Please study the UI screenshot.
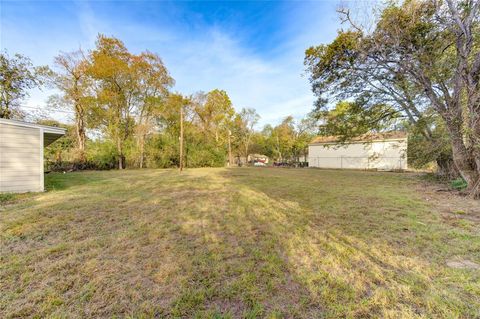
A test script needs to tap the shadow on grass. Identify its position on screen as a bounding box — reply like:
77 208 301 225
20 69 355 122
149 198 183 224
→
159 175 321 318
45 171 113 191
217 167 480 317
2 168 479 318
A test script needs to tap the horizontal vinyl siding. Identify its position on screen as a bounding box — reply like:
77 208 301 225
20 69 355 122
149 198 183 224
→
0 123 42 193
308 139 407 170
1 186 41 193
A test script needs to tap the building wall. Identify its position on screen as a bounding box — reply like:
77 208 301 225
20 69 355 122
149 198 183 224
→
308 139 407 170
0 122 43 193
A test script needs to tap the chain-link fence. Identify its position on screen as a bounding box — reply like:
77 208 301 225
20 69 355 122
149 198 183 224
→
308 156 407 171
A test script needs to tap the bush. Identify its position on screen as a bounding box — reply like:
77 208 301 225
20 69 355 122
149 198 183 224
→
45 140 118 171
86 140 118 170
144 134 226 168
185 147 225 168
145 134 180 168
451 178 467 190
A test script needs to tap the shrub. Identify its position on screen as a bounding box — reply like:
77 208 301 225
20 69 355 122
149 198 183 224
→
0 193 15 204
86 140 118 169
451 178 467 191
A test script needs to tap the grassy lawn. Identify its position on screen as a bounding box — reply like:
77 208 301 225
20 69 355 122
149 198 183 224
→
1 168 479 318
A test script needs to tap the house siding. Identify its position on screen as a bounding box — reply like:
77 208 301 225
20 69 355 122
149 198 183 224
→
308 139 407 170
0 122 43 192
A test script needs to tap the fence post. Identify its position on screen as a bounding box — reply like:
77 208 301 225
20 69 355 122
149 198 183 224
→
340 156 343 169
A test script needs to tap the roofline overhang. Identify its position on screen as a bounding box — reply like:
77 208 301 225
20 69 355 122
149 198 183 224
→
0 118 66 135
309 137 408 146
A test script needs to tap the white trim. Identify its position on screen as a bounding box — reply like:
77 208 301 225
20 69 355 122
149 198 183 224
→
39 127 44 192
0 118 66 135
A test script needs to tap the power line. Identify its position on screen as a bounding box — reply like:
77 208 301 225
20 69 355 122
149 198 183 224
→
20 105 75 114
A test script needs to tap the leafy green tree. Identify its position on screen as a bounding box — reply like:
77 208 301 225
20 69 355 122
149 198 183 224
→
0 51 48 119
231 107 260 159
88 35 139 169
316 101 400 140
38 119 76 169
133 51 174 168
293 115 318 162
147 93 189 168
305 0 480 197
263 116 295 161
193 89 235 145
406 111 456 178
50 49 94 162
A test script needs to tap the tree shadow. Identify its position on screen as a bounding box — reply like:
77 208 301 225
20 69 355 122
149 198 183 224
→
2 168 478 318
217 167 480 317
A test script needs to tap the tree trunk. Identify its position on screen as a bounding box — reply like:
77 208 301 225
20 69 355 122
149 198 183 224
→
469 111 480 198
117 136 124 170
75 109 86 163
436 156 459 180
445 120 480 198
227 130 232 167
139 134 145 169
119 155 124 170
179 105 184 172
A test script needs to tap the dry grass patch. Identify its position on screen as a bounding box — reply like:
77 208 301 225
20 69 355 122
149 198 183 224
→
1 168 479 318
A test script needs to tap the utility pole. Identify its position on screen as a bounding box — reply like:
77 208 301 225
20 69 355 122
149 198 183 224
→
227 129 233 167
179 104 184 172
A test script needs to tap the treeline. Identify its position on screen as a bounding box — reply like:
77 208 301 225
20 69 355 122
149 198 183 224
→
1 35 315 169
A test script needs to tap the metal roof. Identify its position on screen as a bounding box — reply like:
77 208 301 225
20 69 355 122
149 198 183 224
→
310 131 407 145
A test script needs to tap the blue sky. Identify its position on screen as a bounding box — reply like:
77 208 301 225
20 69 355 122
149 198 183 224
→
1 0 341 126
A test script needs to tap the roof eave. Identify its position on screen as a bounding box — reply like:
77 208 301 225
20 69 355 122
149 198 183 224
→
0 118 67 134
309 137 408 146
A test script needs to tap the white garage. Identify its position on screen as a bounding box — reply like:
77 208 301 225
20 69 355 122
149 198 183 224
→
308 132 407 170
0 118 66 193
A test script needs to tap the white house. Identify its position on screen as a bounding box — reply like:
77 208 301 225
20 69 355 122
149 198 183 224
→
308 132 407 170
0 118 66 193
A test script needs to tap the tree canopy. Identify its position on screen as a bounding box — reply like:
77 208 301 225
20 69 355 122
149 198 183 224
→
0 51 49 119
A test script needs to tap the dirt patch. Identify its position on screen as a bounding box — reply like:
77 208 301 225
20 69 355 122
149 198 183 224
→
415 178 480 224
446 259 480 270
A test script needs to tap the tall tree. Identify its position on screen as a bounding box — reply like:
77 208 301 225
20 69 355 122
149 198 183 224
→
232 107 260 159
156 93 192 168
88 35 138 169
306 0 480 197
194 89 235 145
50 49 93 162
292 115 318 162
263 116 316 162
271 116 296 161
133 51 174 168
0 52 48 119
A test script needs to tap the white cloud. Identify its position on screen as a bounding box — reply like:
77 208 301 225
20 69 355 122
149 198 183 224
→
3 1 341 127
161 26 323 127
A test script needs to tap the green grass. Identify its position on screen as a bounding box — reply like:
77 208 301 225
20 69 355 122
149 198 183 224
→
1 168 479 318
0 193 16 204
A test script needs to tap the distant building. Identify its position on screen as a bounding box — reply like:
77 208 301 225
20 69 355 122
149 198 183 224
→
0 118 65 193
308 132 407 170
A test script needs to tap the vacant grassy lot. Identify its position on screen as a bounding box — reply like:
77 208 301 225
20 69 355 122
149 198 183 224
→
1 168 479 318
